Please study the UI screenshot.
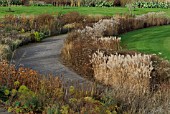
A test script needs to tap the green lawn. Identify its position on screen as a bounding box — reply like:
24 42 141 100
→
0 6 170 17
121 25 170 60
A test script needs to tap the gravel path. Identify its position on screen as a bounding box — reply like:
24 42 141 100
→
12 34 90 86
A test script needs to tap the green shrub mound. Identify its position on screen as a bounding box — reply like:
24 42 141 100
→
0 0 23 6
133 1 170 8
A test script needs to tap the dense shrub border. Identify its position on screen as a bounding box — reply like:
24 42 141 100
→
133 1 170 8
62 12 170 79
1 0 169 8
0 12 106 60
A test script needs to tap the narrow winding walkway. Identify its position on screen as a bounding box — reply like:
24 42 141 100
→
12 34 90 85
1 34 93 114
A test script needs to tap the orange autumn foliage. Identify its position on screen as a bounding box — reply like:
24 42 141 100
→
0 60 39 90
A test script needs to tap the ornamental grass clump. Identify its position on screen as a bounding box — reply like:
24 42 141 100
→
91 51 153 93
77 18 119 38
61 34 121 78
106 80 170 114
92 19 119 36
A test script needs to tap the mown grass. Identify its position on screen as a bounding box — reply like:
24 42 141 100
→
121 25 170 60
0 6 170 17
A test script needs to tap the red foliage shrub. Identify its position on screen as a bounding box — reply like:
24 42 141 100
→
0 60 40 90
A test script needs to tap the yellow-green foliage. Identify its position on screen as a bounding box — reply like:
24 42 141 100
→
34 31 41 42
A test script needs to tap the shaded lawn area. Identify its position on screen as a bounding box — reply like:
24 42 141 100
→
121 25 170 60
0 6 170 17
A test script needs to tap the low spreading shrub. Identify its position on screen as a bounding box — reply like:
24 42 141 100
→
33 31 45 42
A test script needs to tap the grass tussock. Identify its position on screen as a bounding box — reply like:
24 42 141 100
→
107 82 170 114
90 51 170 113
62 33 121 78
91 51 153 92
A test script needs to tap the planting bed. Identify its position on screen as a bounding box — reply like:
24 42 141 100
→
62 12 170 79
0 12 104 60
0 4 170 113
61 12 170 114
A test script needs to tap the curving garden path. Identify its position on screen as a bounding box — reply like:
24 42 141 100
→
1 34 93 114
12 34 91 86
